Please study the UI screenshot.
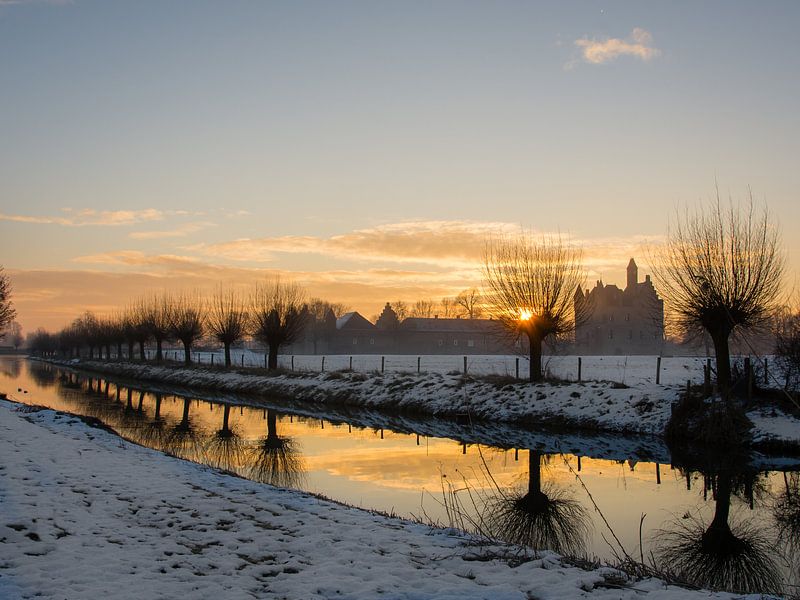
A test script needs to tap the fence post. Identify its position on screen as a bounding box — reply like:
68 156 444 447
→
291 355 294 371
764 358 768 386
577 357 582 383
381 356 385 373
321 356 325 372
241 354 244 367
349 356 353 370
515 357 519 380
656 356 662 385
704 362 711 395
417 356 421 374
463 356 467 375
264 354 267 369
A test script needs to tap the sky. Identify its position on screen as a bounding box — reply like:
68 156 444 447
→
1 0 799 333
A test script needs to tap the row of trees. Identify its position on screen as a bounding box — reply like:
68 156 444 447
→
28 280 312 369
387 289 483 321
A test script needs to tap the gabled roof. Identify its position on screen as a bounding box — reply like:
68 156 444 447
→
336 312 376 331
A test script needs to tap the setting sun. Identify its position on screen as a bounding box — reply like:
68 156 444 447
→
518 308 534 321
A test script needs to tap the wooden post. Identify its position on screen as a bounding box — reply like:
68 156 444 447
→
462 442 466 454
577 357 582 382
515 358 519 380
349 356 353 370
704 362 711 395
381 356 385 373
577 455 582 472
764 358 769 386
514 448 518 461
321 356 325 372
417 356 421 374
463 356 467 374
656 356 662 384
211 354 214 367
291 355 294 371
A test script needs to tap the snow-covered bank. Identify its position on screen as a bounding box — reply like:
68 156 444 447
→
0 399 756 599
56 358 682 436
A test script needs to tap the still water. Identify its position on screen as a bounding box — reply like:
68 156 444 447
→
1 356 798 595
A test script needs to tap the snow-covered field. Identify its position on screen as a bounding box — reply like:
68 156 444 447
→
153 350 718 387
0 399 755 600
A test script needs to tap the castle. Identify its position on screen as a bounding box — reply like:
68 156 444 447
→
573 258 665 355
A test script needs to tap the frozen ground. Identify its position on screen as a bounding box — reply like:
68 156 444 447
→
58 358 800 446
0 400 757 600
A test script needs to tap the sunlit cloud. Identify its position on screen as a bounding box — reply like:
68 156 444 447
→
572 28 661 66
190 220 522 266
0 207 165 227
128 221 216 240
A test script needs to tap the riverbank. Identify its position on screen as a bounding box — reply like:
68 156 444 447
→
46 358 800 448
0 398 755 599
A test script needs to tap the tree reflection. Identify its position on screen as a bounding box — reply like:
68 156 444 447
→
164 397 206 462
27 361 58 388
654 468 782 595
248 410 304 488
205 404 246 471
487 450 590 556
137 392 169 450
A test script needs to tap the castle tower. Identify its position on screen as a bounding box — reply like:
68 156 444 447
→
626 258 638 290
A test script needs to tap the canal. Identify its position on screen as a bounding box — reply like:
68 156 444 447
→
1 356 797 595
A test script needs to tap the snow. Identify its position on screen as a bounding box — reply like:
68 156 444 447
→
50 357 800 446
0 399 756 599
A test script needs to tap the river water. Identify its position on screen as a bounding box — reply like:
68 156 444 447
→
1 356 797 595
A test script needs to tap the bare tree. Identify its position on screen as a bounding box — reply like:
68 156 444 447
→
410 298 436 318
439 297 457 318
305 297 349 354
390 300 409 321
141 293 173 361
170 292 206 365
483 233 586 382
7 321 23 350
207 286 248 367
650 192 785 397
0 266 16 330
773 301 800 391
250 279 308 370
455 288 483 319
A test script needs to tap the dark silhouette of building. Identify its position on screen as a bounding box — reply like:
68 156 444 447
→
574 258 664 355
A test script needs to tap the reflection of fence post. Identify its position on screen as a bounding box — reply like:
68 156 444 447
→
577 357 582 382
211 354 214 367
656 463 661 485
241 354 244 367
515 358 519 380
463 356 467 374
381 356 385 373
417 356 421 374
656 356 662 384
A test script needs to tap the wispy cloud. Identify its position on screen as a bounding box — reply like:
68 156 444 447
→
0 208 165 227
128 221 216 240
189 220 522 267
571 28 661 66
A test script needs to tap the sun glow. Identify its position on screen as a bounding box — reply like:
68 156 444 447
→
518 308 533 321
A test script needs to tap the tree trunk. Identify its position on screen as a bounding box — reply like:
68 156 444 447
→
127 341 134 360
711 331 732 399
156 339 164 362
528 334 543 382
224 343 231 367
529 450 542 496
139 341 146 360
268 344 279 370
183 343 191 365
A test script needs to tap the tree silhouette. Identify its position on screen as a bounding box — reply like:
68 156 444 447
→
250 278 307 370
207 286 248 367
651 191 785 397
483 233 587 382
0 266 16 331
170 292 206 365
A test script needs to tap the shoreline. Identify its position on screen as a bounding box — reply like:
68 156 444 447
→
36 357 800 453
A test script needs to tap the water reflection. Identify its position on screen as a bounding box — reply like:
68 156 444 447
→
248 410 305 488
654 466 782 594
488 450 590 556
164 397 207 462
206 405 246 471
